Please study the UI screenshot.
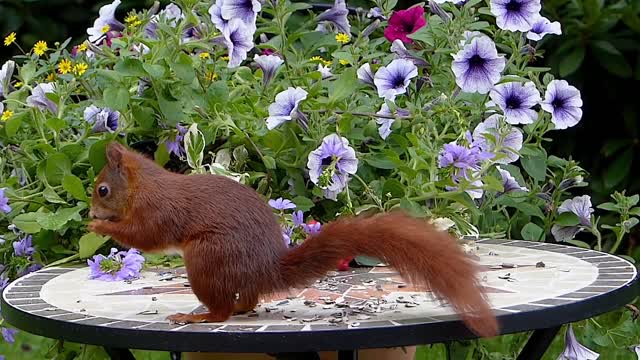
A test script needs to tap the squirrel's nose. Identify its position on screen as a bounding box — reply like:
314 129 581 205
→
89 209 96 219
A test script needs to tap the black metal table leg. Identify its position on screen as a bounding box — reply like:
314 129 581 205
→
170 351 181 360
516 326 562 360
273 352 321 360
104 347 136 360
338 350 358 360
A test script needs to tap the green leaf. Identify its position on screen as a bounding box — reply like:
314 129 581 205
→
365 154 397 169
292 196 314 212
559 47 585 77
354 255 384 266
79 233 109 258
596 202 619 212
565 239 592 249
520 153 547 182
593 47 632 78
521 223 543 241
89 140 109 173
62 175 88 201
399 198 425 217
407 24 434 46
184 123 205 169
592 40 621 56
629 194 639 207
482 175 504 192
45 117 66 132
103 87 129 112
37 204 86 231
555 212 581 226
382 179 405 198
172 53 196 83
158 88 184 125
593 332 612 347
45 153 72 186
114 58 147 77
623 218 639 232
142 63 166 79
131 106 156 130
263 155 276 169
328 68 358 104
5 111 25 137
155 144 170 167
206 81 229 109
12 212 44 233
43 187 67 204
604 149 632 189
629 207 640 216
60 143 85 162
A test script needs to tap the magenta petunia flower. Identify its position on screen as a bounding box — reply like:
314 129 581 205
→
384 6 427 44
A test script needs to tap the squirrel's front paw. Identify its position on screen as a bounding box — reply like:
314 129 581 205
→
88 219 112 234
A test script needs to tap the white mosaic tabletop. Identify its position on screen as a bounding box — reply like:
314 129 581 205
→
2 239 638 352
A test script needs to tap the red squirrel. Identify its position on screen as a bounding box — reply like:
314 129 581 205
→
88 142 499 337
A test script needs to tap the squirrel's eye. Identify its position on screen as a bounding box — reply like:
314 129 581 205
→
98 185 109 197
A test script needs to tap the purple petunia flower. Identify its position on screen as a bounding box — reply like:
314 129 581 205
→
0 60 15 98
83 105 119 133
390 40 429 67
220 0 261 28
541 80 583 130
222 18 255 68
307 134 359 200
317 64 333 79
26 83 57 114
374 59 418 101
490 0 542 32
269 198 296 211
145 3 186 39
316 0 351 34
459 31 487 47
302 221 322 235
88 248 145 282
266 87 308 130
551 195 594 242
13 235 35 257
0 188 10 214
1 328 17 344
438 135 494 174
557 324 599 360
367 7 386 19
209 0 229 32
165 124 188 158
292 210 304 227
282 226 293 246
473 115 523 164
0 277 9 292
357 63 375 86
452 37 506 94
254 54 284 87
496 166 528 195
526 15 562 41
489 81 540 124
375 103 410 140
87 0 125 43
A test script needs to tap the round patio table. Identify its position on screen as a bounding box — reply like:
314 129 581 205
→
2 239 639 360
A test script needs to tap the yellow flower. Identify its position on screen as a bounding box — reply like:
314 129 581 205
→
199 52 211 59
33 40 48 56
220 55 230 61
58 59 73 74
205 71 218 81
322 59 332 66
73 62 88 76
77 43 88 52
339 59 349 66
335 33 350 44
14 82 23 88
310 56 323 62
1 110 13 121
4 32 16 47
46 73 57 82
101 25 111 34
125 14 142 27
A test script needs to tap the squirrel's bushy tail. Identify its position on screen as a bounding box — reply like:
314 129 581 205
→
279 211 498 337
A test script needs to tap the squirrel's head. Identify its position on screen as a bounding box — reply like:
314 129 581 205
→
89 142 133 222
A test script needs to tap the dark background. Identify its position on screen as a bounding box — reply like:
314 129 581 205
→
1 0 639 245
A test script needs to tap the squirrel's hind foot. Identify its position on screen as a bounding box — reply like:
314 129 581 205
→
166 312 230 324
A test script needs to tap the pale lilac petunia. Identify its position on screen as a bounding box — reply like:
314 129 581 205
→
489 81 541 124
282 226 293 246
557 324 599 360
459 31 488 47
88 248 144 282
541 80 583 130
145 3 185 39
526 15 562 41
390 40 429 67
551 195 594 242
303 221 322 235
165 124 188 158
0 60 15 98
221 0 261 28
316 0 351 34
317 64 333 79
0 188 10 214
367 7 386 19
357 63 375 86
269 198 296 211
451 37 506 94
490 0 542 32
222 18 255 68
26 83 57 114
292 210 304 226
2 328 17 344
254 54 284 86
83 105 119 133
266 87 308 130
209 0 228 32
375 103 410 140
473 115 523 163
496 166 528 195
307 134 358 199
13 235 35 257
374 59 418 101
87 0 125 43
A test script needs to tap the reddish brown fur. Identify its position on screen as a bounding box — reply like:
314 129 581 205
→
89 143 498 336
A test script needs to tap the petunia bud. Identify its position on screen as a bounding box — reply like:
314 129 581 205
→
429 1 450 23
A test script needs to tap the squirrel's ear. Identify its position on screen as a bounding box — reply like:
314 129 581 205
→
105 142 126 168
